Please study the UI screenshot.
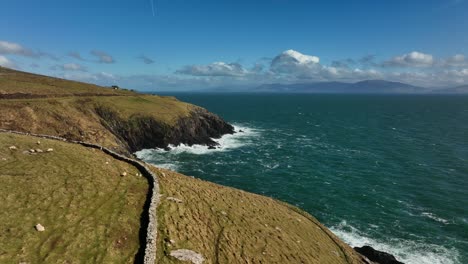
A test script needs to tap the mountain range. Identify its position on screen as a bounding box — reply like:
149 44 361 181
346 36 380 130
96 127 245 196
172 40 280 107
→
253 80 468 94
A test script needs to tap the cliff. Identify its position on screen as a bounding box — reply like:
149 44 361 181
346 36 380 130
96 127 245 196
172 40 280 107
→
0 67 371 263
0 67 234 155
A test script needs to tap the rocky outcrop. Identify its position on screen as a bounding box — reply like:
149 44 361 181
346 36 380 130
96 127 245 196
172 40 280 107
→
354 246 404 264
95 105 234 153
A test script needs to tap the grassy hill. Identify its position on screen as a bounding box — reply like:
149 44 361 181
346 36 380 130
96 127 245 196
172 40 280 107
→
0 133 148 263
0 66 133 98
0 68 367 263
153 167 364 264
0 67 232 155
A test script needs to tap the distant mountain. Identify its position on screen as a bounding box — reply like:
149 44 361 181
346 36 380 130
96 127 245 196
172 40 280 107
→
433 85 468 94
255 80 427 94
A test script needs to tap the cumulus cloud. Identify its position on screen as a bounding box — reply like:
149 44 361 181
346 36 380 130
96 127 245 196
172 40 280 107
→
176 62 248 77
0 40 35 57
445 54 465 66
90 50 115 64
271 49 320 73
384 51 434 67
0 40 61 61
0 55 16 68
138 55 155 64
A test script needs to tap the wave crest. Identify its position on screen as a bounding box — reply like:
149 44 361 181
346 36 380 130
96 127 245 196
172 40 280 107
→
330 220 461 264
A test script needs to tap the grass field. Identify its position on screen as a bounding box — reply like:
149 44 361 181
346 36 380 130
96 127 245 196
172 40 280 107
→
152 167 364 264
0 66 132 97
0 133 149 263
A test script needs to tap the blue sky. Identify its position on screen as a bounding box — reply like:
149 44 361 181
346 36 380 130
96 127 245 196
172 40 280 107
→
1 0 467 90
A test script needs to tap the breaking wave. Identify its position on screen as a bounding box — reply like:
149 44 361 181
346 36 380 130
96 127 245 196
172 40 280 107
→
330 220 461 264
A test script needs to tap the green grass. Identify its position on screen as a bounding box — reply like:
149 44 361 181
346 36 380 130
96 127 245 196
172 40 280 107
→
0 133 149 263
0 66 133 97
0 95 195 154
152 167 364 264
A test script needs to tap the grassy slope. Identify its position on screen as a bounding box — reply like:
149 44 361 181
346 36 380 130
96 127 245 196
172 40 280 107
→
0 67 194 153
0 133 148 263
0 95 193 153
0 68 366 263
152 167 364 264
0 66 132 96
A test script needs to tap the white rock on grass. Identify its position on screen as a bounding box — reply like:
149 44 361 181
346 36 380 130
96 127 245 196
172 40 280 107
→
35 149 44 153
35 223 45 232
36 140 41 145
170 249 205 264
8 146 17 150
46 148 54 152
166 197 183 203
121 172 127 177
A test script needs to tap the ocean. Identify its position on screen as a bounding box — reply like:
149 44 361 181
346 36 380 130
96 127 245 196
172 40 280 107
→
137 93 468 264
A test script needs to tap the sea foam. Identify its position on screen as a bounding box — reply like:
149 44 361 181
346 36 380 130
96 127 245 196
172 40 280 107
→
330 220 461 264
137 124 259 157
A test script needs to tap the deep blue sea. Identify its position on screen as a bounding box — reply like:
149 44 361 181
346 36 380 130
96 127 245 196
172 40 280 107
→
138 94 468 264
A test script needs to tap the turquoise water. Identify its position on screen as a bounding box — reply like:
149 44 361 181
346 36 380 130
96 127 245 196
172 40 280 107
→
138 94 468 264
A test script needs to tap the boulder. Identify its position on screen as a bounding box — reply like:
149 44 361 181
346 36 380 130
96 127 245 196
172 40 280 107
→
207 145 216 150
354 246 404 264
35 223 45 232
170 249 205 264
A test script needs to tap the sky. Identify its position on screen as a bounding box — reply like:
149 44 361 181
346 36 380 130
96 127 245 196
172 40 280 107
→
1 0 467 90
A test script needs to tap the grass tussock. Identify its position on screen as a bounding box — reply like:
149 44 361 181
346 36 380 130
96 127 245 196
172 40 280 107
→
0 133 148 263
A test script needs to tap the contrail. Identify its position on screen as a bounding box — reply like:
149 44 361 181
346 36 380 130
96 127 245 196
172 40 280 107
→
150 0 155 16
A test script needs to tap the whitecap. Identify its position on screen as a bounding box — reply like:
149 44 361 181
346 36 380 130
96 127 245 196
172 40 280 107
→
330 220 461 264
135 124 260 156
421 212 450 224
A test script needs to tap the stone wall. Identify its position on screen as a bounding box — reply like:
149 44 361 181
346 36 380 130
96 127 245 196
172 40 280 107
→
0 129 160 264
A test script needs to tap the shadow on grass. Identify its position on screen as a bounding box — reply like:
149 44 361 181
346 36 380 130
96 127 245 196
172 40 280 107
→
133 173 154 264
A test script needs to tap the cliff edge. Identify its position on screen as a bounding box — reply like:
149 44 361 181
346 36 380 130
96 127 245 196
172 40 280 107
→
0 67 372 263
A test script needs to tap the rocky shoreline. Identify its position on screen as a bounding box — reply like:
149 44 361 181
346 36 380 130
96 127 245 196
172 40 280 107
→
95 105 235 153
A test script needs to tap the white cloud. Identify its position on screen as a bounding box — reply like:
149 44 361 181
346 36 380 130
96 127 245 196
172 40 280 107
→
445 54 465 66
384 51 434 67
0 40 35 57
271 49 320 73
176 62 248 76
91 50 115 64
0 55 16 68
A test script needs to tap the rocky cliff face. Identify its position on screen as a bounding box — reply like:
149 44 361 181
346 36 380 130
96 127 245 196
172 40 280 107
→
95 105 235 153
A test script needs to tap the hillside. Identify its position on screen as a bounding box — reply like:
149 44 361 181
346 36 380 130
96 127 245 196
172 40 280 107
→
0 67 234 154
0 68 370 263
0 133 148 263
153 167 365 264
0 132 366 263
